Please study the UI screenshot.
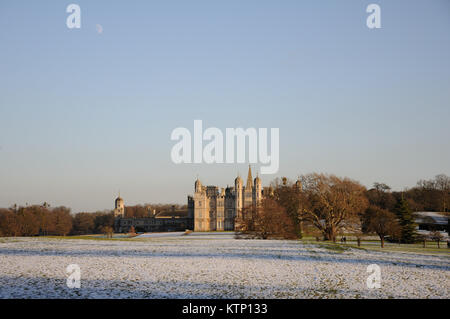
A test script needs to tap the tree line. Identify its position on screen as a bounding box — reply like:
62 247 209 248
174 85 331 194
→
0 203 186 237
0 204 115 237
0 174 448 243
237 173 449 246
0 204 73 237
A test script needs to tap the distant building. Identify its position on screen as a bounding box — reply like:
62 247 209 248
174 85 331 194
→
187 166 270 232
113 197 193 233
415 211 449 239
115 214 193 233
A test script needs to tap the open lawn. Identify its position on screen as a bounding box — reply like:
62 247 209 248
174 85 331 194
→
0 233 448 298
298 236 449 255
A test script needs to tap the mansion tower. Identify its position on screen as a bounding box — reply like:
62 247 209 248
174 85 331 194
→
113 194 125 218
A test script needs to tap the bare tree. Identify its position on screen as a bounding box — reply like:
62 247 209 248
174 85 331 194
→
72 212 95 235
271 177 306 238
416 174 450 212
363 206 401 248
434 174 450 212
100 226 114 238
16 207 40 236
0 209 16 237
236 198 297 240
367 182 396 210
52 207 73 236
373 182 391 193
429 230 444 248
300 173 368 242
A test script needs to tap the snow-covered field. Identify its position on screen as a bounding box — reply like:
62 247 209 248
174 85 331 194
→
0 233 448 299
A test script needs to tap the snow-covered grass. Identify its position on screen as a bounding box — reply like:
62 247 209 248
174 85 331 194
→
0 233 448 299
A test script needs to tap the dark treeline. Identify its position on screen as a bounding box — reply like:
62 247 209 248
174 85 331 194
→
0 203 186 237
0 174 448 242
0 204 73 237
367 174 450 212
237 173 449 246
71 211 115 235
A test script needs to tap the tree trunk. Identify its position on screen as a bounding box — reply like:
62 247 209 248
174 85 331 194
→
381 236 384 248
298 220 303 239
437 240 440 249
324 227 336 242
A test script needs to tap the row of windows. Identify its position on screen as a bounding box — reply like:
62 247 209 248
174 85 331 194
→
196 210 234 219
121 219 187 226
195 221 234 230
197 201 234 209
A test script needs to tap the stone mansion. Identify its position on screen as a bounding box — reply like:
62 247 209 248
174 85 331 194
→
113 166 270 233
188 166 269 231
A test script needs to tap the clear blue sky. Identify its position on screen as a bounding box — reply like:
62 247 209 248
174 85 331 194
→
0 1 449 213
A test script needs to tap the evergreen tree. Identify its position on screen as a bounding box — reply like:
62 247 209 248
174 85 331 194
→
394 197 417 243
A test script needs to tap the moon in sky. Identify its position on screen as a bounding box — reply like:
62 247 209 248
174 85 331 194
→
96 24 103 34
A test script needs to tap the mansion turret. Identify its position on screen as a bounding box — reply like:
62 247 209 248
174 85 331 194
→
188 166 267 231
113 194 125 218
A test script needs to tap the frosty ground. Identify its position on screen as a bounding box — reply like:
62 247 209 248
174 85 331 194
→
0 233 448 298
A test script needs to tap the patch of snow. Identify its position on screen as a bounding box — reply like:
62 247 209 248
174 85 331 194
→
0 237 448 298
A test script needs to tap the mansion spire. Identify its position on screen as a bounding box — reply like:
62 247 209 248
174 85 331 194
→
246 165 253 189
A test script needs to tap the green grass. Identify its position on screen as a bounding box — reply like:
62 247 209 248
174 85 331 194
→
40 235 134 241
311 242 353 253
350 243 450 255
0 238 21 243
298 237 450 256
